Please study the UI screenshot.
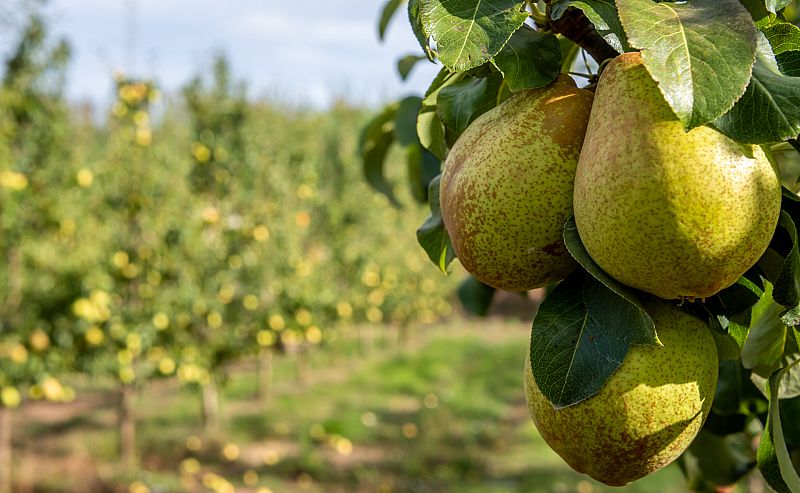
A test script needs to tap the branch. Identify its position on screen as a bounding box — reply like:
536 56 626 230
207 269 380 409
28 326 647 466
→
544 2 619 64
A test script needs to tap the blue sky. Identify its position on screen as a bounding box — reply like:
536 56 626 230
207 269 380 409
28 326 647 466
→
26 1 441 109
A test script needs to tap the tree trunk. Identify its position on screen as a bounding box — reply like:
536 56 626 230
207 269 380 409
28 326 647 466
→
118 384 137 471
0 406 12 493
256 348 273 404
295 346 311 387
202 381 221 435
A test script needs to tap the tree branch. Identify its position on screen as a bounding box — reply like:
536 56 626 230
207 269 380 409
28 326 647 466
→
544 2 619 64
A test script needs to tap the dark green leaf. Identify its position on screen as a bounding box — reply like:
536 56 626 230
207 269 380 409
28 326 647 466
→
774 212 800 307
705 277 765 319
563 216 654 317
491 27 561 91
714 33 800 144
679 431 755 490
409 0 436 60
550 0 630 53
395 96 424 146
420 0 528 72
758 18 800 55
742 283 788 375
416 175 456 272
778 51 800 76
405 145 440 203
558 35 581 72
617 0 758 129
397 54 428 80
359 103 401 207
436 74 502 135
457 276 496 316
757 362 800 493
529 271 658 408
379 0 405 40
713 330 744 361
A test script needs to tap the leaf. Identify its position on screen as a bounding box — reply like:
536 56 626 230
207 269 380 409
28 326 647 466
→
491 26 561 91
742 283 788 375
563 216 655 317
409 0 436 60
379 0 405 40
397 54 428 80
529 270 659 409
420 0 528 72
757 361 800 493
758 18 800 56
679 431 755 490
774 211 800 307
395 96 424 146
416 175 456 272
405 145 441 203
359 103 401 207
617 0 758 130
705 277 765 319
457 275 496 316
766 0 793 14
714 32 800 144
418 69 464 159
550 0 630 54
436 74 502 135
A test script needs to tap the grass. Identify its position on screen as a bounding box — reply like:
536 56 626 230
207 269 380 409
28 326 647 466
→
14 317 713 493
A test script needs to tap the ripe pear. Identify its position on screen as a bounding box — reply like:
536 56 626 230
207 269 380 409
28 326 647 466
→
524 298 718 486
573 52 781 300
440 75 594 291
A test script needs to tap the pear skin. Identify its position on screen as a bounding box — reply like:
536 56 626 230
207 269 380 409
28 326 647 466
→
440 75 594 291
524 298 719 486
573 52 781 300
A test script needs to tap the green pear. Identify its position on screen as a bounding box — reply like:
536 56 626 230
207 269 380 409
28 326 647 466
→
440 75 594 291
573 52 781 300
524 298 718 486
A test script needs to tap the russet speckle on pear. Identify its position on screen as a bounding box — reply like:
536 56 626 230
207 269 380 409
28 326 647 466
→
524 298 718 486
440 75 594 291
573 52 781 300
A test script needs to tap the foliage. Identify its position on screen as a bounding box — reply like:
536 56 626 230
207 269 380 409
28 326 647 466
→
368 0 800 490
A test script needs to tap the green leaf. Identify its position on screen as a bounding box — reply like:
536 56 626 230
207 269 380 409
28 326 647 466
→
550 0 630 54
529 270 659 408
757 361 800 493
758 18 800 56
774 211 800 307
416 175 456 272
379 0 405 40
557 35 581 72
617 0 758 129
436 74 502 135
706 277 765 319
714 32 800 144
767 0 793 14
679 431 755 490
742 283 789 375
563 215 655 317
418 69 464 159
359 103 401 207
420 0 528 72
405 144 441 203
491 26 561 91
395 96 424 146
409 0 436 60
397 54 428 80
457 276 496 316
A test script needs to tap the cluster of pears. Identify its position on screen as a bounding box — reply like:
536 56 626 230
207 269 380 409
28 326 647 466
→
439 52 781 485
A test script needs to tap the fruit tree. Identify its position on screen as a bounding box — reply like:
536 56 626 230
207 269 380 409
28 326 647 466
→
364 0 800 490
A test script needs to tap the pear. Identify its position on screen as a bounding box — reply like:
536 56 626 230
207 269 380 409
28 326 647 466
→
440 75 594 291
524 298 719 486
573 52 781 300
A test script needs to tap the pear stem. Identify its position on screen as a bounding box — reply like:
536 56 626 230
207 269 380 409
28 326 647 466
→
543 0 618 64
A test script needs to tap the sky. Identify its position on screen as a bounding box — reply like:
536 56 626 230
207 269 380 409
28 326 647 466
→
8 0 442 109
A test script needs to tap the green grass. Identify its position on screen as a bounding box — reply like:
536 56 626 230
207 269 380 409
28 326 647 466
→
15 318 714 493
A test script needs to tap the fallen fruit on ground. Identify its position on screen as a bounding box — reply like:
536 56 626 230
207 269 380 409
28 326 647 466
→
573 52 781 300
524 297 719 486
440 74 593 291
